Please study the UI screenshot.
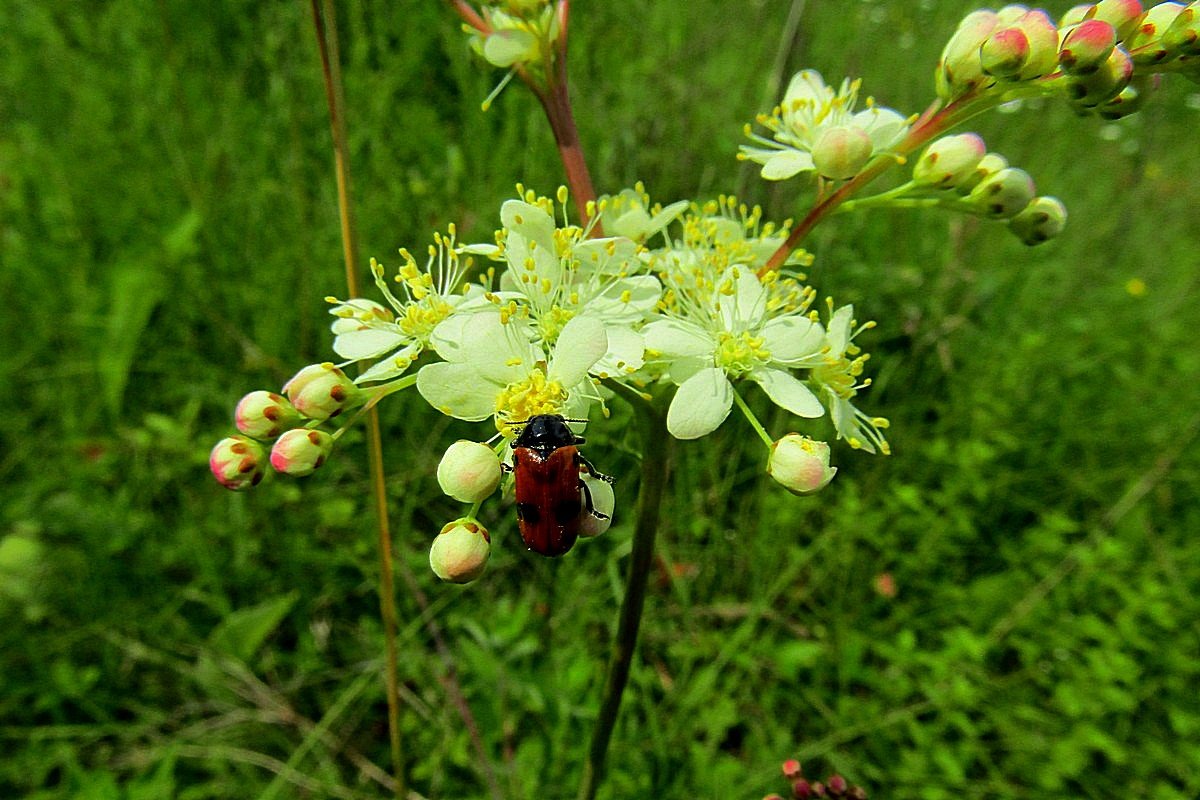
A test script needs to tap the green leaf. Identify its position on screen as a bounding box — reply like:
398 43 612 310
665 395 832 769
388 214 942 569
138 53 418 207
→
207 592 298 664
98 259 166 418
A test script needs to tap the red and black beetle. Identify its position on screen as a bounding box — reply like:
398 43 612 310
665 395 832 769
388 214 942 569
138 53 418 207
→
507 414 613 557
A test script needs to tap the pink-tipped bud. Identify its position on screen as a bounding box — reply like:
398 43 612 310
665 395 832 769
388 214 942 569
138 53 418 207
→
210 435 267 491
1059 19 1118 73
437 440 502 503
430 519 491 583
792 779 813 799
937 10 1000 100
282 363 361 422
1091 0 1147 40
1163 2 1200 55
1062 4 1097 27
782 759 804 780
1011 9 1060 78
981 27 1031 77
579 473 616 538
1065 45 1135 106
1125 3 1187 63
768 435 837 495
827 775 849 795
1009 196 1068 245
811 126 874 180
969 167 1037 218
913 134 988 190
235 390 303 439
269 428 333 476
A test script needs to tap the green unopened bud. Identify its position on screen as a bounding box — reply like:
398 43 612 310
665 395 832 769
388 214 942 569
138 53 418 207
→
283 363 361 422
437 440 502 503
269 429 333 477
1163 2 1200 55
767 434 837 495
235 391 303 439
969 167 1037 218
811 125 874 180
938 10 1000 100
579 474 616 537
1009 196 1068 245
1091 0 1147 41
1066 45 1135 106
981 27 1032 77
956 152 1009 195
1013 9 1061 78
1125 2 1188 63
430 519 491 584
210 435 267 491
1059 19 1118 73
913 133 988 189
482 28 540 67
1062 4 1097 27
1098 73 1160 117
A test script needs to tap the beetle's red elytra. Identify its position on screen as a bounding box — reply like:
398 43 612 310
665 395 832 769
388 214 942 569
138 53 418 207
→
507 414 613 557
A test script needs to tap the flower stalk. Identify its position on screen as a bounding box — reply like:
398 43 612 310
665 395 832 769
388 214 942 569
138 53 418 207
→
577 400 672 800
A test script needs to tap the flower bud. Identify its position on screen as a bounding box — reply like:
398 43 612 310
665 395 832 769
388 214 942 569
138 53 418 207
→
282 363 361 422
782 759 804 780
269 429 333 477
437 440 502 503
234 390 303 439
1065 45 1134 106
955 152 1009 195
210 435 267 491
482 28 540 68
1163 2 1200 56
810 126 874 180
579 474 616 538
1125 2 1188 64
1059 19 1118 73
767 435 836 495
1012 9 1060 78
981 27 1031 78
1008 196 1068 244
968 167 1037 218
1097 73 1160 117
913 133 988 189
1062 4 1096 27
429 519 491 583
1091 0 1147 41
938 10 1000 100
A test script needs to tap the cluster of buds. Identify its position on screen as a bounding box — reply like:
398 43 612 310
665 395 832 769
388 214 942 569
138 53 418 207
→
910 133 1068 245
938 2 1200 116
763 758 867 800
209 364 361 490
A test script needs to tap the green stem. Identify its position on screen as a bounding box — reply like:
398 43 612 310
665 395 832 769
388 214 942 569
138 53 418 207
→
577 402 671 800
732 390 774 448
310 4 404 796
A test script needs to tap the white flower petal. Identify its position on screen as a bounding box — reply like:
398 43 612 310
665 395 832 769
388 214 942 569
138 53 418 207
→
573 237 638 275
548 315 608 386
761 149 815 180
783 69 828 106
482 29 538 67
462 313 539 385
332 328 408 360
585 275 662 323
591 326 645 378
667 368 734 440
751 368 824 418
416 362 496 421
761 317 826 365
717 267 768 331
826 305 855 356
642 319 714 359
355 343 422 384
501 200 556 251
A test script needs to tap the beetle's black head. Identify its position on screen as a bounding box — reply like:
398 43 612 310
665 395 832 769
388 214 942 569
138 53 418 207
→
513 414 580 454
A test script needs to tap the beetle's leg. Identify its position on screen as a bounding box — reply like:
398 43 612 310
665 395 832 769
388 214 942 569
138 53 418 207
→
576 452 615 484
500 452 517 474
579 478 610 521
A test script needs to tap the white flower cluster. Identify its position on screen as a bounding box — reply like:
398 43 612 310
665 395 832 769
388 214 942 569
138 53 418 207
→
326 186 889 456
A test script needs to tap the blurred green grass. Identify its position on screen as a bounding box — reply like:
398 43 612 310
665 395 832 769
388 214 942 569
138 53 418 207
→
2 1 1199 798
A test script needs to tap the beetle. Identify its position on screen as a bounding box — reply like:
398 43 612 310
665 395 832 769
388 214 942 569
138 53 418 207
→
506 414 614 557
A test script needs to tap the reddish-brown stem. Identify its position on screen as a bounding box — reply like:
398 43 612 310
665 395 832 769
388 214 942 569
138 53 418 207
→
760 94 993 274
448 0 490 33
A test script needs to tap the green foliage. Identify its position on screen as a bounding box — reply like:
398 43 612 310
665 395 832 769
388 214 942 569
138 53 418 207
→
3 0 1199 798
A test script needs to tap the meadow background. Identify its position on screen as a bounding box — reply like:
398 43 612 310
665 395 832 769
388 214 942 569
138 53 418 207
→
3 1 1199 798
